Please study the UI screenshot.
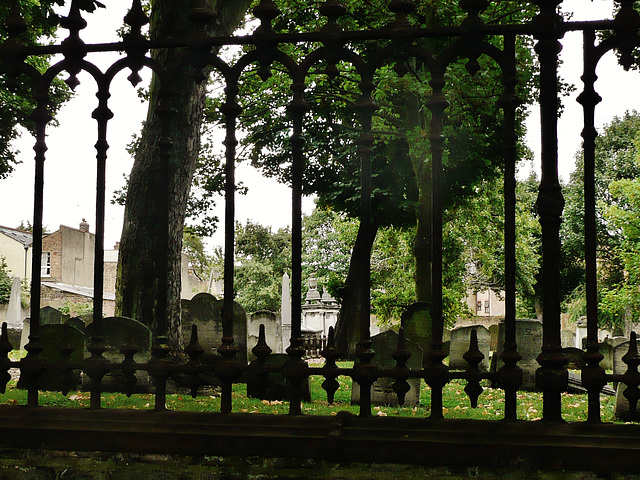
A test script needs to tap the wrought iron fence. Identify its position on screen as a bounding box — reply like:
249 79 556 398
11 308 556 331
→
2 0 640 471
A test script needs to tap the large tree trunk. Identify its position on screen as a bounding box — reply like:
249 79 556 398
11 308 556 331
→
335 220 379 358
116 0 251 348
405 91 431 304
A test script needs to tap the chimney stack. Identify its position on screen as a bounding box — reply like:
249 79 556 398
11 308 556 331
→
79 218 89 232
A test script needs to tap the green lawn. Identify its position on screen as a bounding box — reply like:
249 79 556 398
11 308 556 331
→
0 356 619 422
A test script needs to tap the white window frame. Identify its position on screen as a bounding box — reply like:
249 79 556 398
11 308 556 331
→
41 251 51 277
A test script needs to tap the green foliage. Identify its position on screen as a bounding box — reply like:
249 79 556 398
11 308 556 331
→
218 220 292 313
442 173 541 323
238 3 537 222
301 207 359 301
370 226 416 324
182 229 213 279
600 176 640 326
0 0 74 178
0 257 12 304
561 111 640 329
224 1 540 345
58 301 93 317
302 208 416 325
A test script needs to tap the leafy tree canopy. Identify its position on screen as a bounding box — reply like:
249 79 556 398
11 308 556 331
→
0 1 80 178
561 111 640 328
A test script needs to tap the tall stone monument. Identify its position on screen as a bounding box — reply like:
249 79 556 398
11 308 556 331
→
281 273 291 347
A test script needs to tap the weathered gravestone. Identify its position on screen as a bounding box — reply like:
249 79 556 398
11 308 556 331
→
84 317 152 393
449 326 491 372
20 307 72 350
494 318 543 390
280 273 292 348
561 330 576 349
247 311 281 361
613 336 640 419
562 347 586 369
614 382 640 420
40 306 70 325
5 277 21 325
181 293 248 362
489 324 499 352
246 353 311 401
599 341 614 371
601 336 627 371
442 328 451 358
5 277 23 347
17 324 84 391
613 341 630 378
19 317 29 350
351 330 423 407
66 317 87 334
401 302 431 364
575 317 587 350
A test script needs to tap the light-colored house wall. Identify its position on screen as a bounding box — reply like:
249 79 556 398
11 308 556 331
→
465 288 505 318
0 230 32 280
42 225 95 287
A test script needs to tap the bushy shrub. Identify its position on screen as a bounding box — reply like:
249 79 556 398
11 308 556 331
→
0 257 12 304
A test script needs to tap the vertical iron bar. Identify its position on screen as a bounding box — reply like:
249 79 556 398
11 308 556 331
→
354 76 376 418
498 34 523 421
286 77 308 416
86 85 113 410
219 83 241 414
25 91 51 408
91 86 113 326
533 0 567 422
425 71 449 419
151 92 176 412
577 29 605 422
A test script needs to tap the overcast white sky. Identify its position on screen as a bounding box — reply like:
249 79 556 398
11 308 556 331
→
0 0 637 250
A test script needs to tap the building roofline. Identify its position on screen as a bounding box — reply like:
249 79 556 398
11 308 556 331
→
0 225 34 247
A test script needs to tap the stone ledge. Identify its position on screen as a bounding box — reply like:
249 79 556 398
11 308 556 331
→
0 407 639 473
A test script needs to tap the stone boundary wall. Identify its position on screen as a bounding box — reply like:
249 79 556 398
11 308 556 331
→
40 285 115 317
0 450 636 480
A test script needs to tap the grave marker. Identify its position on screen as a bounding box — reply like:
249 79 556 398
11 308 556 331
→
5 276 22 330
40 306 70 326
351 330 423 407
495 318 543 390
489 324 499 351
449 326 491 372
562 347 586 369
17 324 84 391
401 302 431 364
246 353 311 401
561 330 576 349
181 292 248 362
247 310 281 360
85 316 152 393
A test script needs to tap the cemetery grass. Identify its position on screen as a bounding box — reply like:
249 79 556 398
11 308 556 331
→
1 355 618 422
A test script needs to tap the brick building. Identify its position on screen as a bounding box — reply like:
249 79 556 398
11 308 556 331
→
41 220 95 286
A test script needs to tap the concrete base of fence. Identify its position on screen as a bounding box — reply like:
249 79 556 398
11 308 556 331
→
0 449 639 480
0 407 640 474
